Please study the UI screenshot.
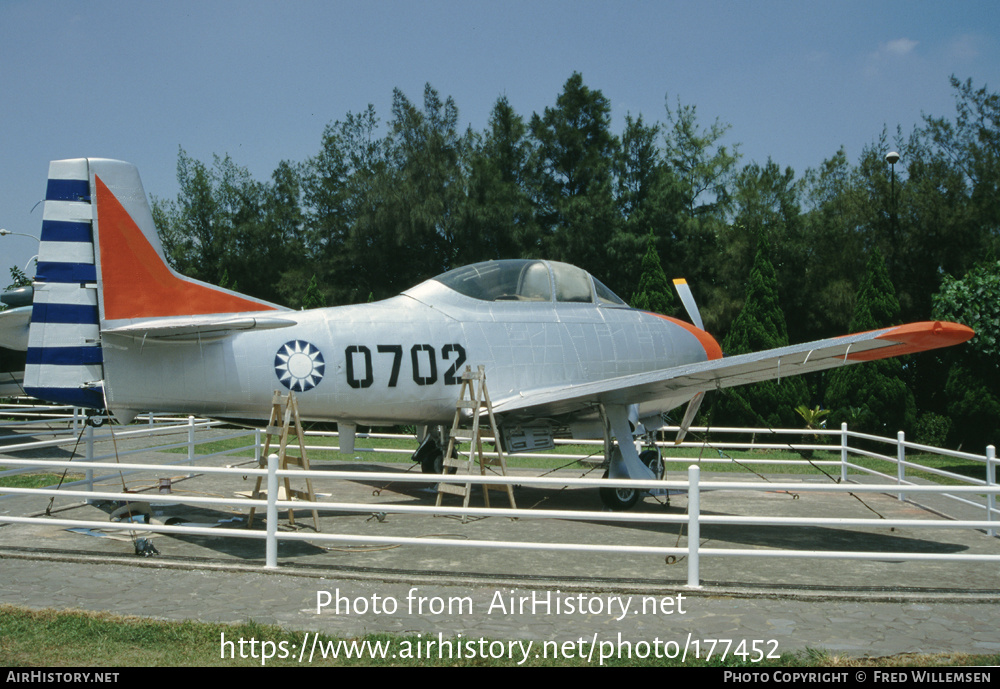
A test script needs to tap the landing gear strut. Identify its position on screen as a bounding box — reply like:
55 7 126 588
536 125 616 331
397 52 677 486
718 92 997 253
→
599 448 662 510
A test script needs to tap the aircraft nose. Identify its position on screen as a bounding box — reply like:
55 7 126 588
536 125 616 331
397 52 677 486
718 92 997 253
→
645 311 723 361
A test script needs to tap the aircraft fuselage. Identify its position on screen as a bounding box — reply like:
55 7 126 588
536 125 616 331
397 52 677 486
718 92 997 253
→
101 279 714 427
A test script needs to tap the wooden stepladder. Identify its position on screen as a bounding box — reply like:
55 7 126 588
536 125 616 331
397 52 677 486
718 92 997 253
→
248 390 319 530
435 366 517 517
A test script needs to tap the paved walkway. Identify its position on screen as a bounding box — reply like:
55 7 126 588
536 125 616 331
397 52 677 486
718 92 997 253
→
1 426 999 661
2 555 998 660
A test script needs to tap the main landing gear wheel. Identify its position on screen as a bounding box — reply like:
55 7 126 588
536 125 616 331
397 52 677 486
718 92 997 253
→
599 450 661 511
422 450 444 474
412 434 459 475
599 469 640 511
413 435 444 474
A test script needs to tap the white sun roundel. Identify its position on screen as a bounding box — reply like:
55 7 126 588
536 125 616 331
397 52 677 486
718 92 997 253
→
274 340 325 392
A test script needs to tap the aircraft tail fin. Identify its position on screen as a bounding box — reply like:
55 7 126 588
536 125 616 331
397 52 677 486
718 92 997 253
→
25 158 281 408
86 159 280 324
25 159 104 407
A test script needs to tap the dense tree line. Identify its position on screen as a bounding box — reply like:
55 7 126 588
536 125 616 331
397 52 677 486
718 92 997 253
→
152 74 1000 449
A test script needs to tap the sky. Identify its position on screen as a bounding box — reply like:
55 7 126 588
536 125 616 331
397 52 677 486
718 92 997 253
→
1 0 998 288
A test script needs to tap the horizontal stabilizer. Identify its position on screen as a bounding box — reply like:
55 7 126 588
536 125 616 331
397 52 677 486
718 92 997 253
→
102 315 297 342
0 307 31 351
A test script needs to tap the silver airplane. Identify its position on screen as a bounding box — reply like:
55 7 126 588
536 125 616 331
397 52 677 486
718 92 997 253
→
3 158 975 509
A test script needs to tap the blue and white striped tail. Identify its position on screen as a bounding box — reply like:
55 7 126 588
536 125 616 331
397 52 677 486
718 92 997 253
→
23 159 105 408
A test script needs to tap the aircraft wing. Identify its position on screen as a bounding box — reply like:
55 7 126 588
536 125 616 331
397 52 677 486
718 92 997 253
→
101 314 297 342
490 321 973 419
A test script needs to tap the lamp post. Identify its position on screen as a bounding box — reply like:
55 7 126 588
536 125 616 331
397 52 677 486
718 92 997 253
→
0 229 39 241
0 228 41 279
885 151 900 204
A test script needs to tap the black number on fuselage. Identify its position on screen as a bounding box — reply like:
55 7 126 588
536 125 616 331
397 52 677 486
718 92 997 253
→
344 343 466 388
345 345 373 388
410 344 437 385
442 343 467 385
377 345 403 387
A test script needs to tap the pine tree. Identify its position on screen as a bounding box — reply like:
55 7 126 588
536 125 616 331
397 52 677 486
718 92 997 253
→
825 248 916 435
529 73 619 279
711 235 807 428
630 231 674 314
301 274 327 310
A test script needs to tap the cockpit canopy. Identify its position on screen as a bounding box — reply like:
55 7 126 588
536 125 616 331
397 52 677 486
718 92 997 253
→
434 260 628 305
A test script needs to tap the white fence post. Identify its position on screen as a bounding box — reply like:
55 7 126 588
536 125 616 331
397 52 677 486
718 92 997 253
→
840 422 848 482
187 416 196 464
687 464 701 588
84 422 94 498
266 453 279 568
897 431 906 501
988 445 997 538
254 429 261 467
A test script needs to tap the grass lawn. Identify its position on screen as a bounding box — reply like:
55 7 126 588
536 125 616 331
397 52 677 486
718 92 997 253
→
0 471 84 489
2 605 996 668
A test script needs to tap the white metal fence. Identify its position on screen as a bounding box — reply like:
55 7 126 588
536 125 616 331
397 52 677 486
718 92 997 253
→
0 404 997 588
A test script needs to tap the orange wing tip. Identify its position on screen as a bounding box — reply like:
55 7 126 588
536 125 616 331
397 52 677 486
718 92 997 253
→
848 321 974 362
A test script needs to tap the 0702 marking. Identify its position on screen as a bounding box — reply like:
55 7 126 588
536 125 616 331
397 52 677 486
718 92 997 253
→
344 343 467 389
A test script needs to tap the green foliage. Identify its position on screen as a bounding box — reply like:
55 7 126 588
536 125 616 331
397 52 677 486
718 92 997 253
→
529 73 620 286
2 265 32 312
630 231 674 314
940 367 1000 450
661 96 740 334
459 96 539 265
934 261 1000 360
382 84 470 287
663 95 740 218
610 114 683 299
825 249 917 436
300 105 386 305
5 266 31 291
795 404 831 456
919 76 1000 262
726 160 807 342
914 412 952 448
798 147 868 339
795 405 830 431
712 236 807 428
152 148 305 306
724 235 792 352
932 261 1000 449
301 274 326 310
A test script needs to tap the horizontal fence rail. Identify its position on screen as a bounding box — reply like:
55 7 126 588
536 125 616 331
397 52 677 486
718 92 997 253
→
0 407 996 587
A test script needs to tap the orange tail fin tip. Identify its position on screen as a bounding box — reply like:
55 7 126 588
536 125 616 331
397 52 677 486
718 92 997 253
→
95 173 277 321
